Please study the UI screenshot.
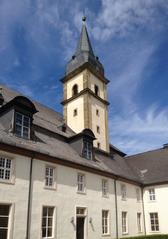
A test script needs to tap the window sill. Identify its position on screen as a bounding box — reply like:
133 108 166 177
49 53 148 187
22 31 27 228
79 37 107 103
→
102 233 110 237
122 232 129 235
44 186 56 191
77 191 86 195
102 195 109 198
148 200 156 203
0 179 15 185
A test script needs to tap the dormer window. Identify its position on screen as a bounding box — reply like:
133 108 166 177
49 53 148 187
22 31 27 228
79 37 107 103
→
72 84 78 96
94 85 99 96
15 112 30 139
83 140 93 160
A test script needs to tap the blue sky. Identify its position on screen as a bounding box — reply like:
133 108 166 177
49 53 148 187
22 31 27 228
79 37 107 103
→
1 0 168 155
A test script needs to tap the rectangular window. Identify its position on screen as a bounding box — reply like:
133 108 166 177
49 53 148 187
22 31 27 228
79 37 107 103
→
136 188 141 202
149 188 156 201
0 157 12 181
42 206 54 238
150 213 159 232
77 173 85 193
102 210 109 235
0 204 10 239
121 184 126 200
45 166 55 188
96 109 99 116
15 112 30 139
73 109 78 116
83 141 92 160
96 126 100 134
137 213 142 233
102 179 108 197
122 211 128 234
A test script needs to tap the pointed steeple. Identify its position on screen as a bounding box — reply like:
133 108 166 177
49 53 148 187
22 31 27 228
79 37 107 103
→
65 17 104 77
75 16 94 56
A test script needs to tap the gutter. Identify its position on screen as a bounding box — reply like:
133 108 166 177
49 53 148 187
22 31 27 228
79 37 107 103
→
141 187 146 235
26 156 34 239
114 179 119 239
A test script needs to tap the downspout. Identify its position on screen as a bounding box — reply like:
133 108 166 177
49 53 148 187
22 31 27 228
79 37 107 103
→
141 186 146 235
26 156 34 239
114 179 119 239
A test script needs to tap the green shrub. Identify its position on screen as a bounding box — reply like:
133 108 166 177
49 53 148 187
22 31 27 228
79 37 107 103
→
120 235 168 239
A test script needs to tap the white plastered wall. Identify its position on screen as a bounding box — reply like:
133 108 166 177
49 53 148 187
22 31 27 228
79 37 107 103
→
0 150 30 239
143 185 168 234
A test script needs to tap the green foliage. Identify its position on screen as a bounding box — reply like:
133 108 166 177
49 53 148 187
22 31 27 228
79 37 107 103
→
120 235 168 239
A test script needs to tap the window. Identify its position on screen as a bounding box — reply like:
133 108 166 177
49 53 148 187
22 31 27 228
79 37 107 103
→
137 213 142 233
121 184 126 200
73 108 78 116
102 179 108 197
96 109 99 116
96 126 100 134
102 210 109 235
72 84 78 96
77 173 85 193
94 85 99 96
76 208 86 216
97 142 100 149
136 188 141 202
15 112 30 139
149 188 156 201
83 141 92 160
0 157 12 181
122 211 128 234
0 204 10 239
42 206 54 238
150 213 159 231
45 166 55 188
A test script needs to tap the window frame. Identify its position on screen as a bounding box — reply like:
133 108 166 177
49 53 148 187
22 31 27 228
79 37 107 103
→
102 179 109 197
137 212 142 233
14 111 31 139
102 210 110 235
77 173 86 194
82 140 93 160
121 184 127 201
0 156 14 184
136 188 141 202
150 212 159 232
73 108 78 117
0 203 12 239
41 206 55 239
122 211 128 235
44 165 56 190
72 84 78 96
149 188 156 201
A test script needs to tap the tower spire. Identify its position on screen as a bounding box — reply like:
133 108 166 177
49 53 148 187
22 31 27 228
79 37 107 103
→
75 16 94 56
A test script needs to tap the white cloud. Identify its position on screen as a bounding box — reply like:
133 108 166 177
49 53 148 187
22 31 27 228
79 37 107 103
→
109 105 168 155
92 0 168 41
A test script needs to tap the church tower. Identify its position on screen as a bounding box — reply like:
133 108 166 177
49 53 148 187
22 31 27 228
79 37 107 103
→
61 17 110 152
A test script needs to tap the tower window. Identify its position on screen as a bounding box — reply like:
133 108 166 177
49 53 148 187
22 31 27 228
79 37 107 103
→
97 126 100 134
72 84 78 96
96 109 99 116
73 109 78 116
94 85 99 96
97 142 100 149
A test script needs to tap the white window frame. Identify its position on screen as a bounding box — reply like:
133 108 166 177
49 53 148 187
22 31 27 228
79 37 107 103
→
0 157 14 184
44 165 56 189
150 212 159 232
121 184 127 201
41 206 55 239
102 179 109 197
77 173 86 193
149 188 156 201
137 212 142 233
102 210 110 235
122 211 128 234
136 188 141 202
83 141 92 160
15 112 30 139
0 203 13 239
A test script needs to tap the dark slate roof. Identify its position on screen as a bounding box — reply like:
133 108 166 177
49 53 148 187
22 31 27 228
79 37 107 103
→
66 20 104 76
126 148 168 185
0 84 141 184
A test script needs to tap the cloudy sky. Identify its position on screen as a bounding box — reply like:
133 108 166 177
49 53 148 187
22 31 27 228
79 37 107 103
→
0 0 168 155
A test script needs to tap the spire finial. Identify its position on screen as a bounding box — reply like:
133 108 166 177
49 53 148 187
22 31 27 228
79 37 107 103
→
82 16 86 22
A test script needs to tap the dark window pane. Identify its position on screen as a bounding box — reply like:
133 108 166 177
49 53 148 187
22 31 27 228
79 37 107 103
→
0 205 9 216
0 229 8 239
0 217 9 227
